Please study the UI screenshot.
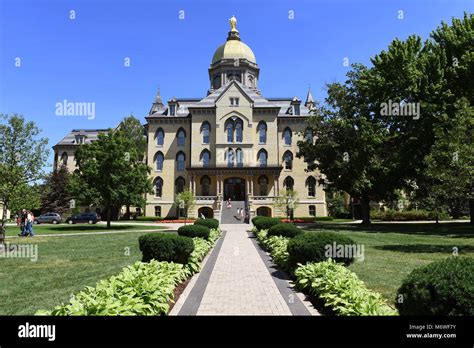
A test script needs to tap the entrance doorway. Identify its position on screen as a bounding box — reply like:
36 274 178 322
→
224 177 246 201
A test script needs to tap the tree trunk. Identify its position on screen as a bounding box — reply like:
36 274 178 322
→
106 204 111 229
470 199 474 225
125 205 130 220
1 201 9 246
360 192 371 225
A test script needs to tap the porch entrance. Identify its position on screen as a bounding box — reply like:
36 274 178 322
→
224 177 246 201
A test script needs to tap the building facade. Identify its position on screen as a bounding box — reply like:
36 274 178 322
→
53 17 327 219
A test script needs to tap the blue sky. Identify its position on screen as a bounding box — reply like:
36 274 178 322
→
0 0 472 169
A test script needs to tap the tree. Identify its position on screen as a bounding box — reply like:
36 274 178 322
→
0 114 49 245
69 128 152 228
117 116 148 219
174 189 195 225
275 189 299 221
40 165 72 216
9 182 42 215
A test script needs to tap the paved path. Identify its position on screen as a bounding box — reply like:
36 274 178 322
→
220 201 246 224
174 224 317 315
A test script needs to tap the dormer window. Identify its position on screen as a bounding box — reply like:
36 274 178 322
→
75 135 86 144
230 97 239 106
293 104 300 115
169 104 176 116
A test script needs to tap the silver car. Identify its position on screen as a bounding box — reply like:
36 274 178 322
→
34 212 62 224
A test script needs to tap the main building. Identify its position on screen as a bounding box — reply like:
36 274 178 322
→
54 17 327 220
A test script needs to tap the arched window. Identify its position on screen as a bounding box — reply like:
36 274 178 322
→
235 120 243 143
154 177 163 197
201 122 210 144
258 175 268 196
60 152 68 165
257 149 268 167
176 152 185 171
258 121 267 144
175 177 185 194
284 151 293 170
225 148 235 167
155 152 164 171
177 128 186 146
225 117 243 143
200 150 211 167
236 148 243 167
306 176 316 197
283 127 292 146
284 176 294 191
305 128 313 143
156 128 164 146
201 176 211 196
226 121 234 143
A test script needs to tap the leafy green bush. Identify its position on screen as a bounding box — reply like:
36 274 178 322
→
295 260 397 315
396 257 474 315
253 217 281 231
185 228 221 274
287 232 357 266
139 233 194 264
194 218 219 229
315 216 335 221
267 223 303 238
177 224 210 239
266 236 290 269
36 260 188 316
252 216 263 225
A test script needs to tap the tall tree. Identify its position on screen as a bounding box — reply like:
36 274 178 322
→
41 165 72 216
174 189 195 224
0 114 49 244
117 116 148 218
69 128 152 228
275 189 299 221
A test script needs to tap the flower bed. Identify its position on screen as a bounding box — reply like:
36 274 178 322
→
37 228 221 316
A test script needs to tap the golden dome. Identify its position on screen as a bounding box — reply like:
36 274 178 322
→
212 40 257 64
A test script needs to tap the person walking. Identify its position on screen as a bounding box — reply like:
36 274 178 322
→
18 209 28 237
26 210 35 237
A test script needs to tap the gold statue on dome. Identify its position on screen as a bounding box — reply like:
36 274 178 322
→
229 15 238 32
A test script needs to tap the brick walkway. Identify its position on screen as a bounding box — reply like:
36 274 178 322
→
195 224 292 315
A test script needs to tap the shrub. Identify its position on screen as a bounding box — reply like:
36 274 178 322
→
396 257 474 315
252 216 263 225
267 223 303 238
253 217 281 231
295 260 397 315
194 218 219 229
185 228 222 274
287 232 357 266
139 233 194 264
177 224 210 240
370 209 450 221
36 260 188 316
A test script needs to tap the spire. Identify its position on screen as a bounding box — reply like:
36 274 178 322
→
227 15 241 41
149 88 164 115
305 87 315 108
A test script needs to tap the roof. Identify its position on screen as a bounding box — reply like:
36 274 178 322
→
54 129 109 147
146 80 312 118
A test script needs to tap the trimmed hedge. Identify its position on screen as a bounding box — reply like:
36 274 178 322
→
287 232 357 266
396 257 474 315
253 217 281 231
295 260 397 315
139 233 194 264
194 218 219 230
267 223 303 238
177 224 210 240
370 209 450 221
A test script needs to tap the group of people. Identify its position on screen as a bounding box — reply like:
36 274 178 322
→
16 209 35 237
226 198 250 223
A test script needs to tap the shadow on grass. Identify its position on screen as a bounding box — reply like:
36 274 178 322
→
302 222 474 238
43 224 157 232
374 244 474 254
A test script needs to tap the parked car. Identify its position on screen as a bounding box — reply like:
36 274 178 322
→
66 213 101 224
34 212 62 224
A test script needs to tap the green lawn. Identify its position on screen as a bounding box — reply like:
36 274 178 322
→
5 223 164 236
303 222 474 305
0 228 175 315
